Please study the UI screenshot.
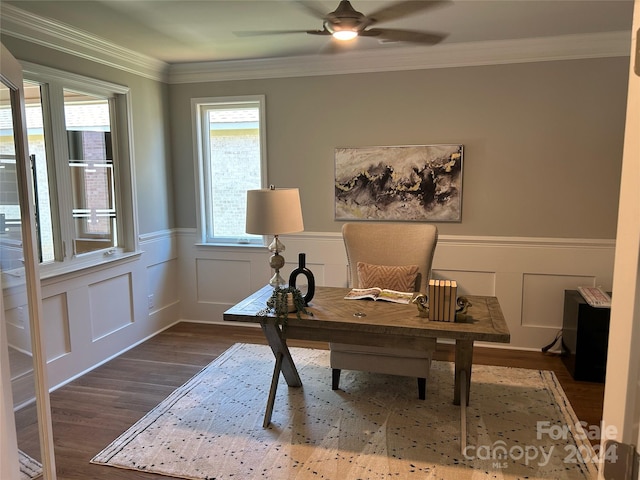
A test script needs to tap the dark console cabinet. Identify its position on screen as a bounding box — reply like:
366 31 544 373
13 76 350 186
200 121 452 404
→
562 290 610 383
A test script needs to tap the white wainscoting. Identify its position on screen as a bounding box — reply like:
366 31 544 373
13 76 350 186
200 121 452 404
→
178 230 615 352
32 230 181 390
6 228 612 393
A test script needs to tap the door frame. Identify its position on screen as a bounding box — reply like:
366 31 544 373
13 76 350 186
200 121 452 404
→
1 42 57 480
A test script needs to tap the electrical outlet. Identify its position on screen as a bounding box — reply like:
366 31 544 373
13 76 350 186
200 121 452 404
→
148 294 155 310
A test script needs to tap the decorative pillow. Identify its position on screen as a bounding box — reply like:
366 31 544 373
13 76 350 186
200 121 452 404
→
356 262 419 292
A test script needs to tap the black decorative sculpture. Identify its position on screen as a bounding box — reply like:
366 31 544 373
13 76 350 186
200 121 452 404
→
288 253 315 305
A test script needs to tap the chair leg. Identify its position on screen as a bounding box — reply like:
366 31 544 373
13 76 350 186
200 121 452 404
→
418 377 426 400
332 368 341 390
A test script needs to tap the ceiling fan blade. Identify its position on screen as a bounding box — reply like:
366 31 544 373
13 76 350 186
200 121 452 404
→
361 28 447 45
234 29 316 37
306 29 332 36
294 0 330 20
366 1 451 24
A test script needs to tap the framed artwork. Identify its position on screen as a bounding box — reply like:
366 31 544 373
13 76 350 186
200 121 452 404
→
335 144 463 222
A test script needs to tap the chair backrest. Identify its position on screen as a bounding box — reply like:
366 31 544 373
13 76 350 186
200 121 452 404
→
342 222 438 293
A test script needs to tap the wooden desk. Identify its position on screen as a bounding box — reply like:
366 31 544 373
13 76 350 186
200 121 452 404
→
224 285 510 443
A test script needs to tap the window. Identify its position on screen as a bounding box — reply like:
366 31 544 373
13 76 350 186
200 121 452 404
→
65 91 116 255
12 62 137 273
193 96 266 245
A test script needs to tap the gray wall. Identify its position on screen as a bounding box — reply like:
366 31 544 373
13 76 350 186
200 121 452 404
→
5 31 628 240
1 36 175 235
170 57 628 239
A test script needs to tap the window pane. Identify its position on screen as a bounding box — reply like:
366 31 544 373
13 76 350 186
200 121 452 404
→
207 106 261 241
64 90 116 255
0 156 21 259
1 81 55 263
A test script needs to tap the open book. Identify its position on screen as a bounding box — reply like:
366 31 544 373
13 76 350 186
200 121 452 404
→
344 288 414 304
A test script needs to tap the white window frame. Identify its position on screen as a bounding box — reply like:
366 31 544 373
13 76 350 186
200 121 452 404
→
192 95 267 246
21 62 139 276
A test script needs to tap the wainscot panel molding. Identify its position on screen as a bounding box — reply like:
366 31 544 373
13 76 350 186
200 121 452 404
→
35 229 180 392
178 229 615 352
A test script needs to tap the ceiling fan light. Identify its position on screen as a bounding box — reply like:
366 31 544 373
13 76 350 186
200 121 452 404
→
332 30 358 41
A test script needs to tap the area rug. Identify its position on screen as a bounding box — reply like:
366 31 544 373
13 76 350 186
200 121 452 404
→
19 449 42 479
91 343 598 479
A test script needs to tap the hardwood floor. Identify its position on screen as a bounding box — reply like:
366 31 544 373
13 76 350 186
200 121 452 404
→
16 322 605 479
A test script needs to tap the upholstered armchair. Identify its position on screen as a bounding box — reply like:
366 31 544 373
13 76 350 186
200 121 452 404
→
330 222 439 399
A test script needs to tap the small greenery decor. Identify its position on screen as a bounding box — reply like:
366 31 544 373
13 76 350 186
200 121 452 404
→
261 286 313 329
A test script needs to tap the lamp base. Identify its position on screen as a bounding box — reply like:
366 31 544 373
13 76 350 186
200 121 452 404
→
268 249 286 288
269 271 286 288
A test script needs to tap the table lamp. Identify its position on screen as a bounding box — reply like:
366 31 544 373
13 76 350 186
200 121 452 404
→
246 186 304 287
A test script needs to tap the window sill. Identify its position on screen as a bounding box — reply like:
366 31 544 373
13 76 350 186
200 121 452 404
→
194 242 266 249
39 250 143 285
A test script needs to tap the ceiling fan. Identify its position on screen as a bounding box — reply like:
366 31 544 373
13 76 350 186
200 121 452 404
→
235 0 449 46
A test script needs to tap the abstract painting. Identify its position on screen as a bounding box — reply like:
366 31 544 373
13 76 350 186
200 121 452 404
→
335 144 463 222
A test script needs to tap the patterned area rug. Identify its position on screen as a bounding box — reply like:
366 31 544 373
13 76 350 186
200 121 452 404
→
19 449 42 479
91 343 597 479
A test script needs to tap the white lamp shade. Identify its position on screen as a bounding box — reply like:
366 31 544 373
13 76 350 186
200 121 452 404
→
246 188 304 235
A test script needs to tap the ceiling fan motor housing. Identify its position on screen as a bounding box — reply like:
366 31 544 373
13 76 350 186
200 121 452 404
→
325 0 369 34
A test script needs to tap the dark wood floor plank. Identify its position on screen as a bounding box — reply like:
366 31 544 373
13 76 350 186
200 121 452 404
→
14 322 604 479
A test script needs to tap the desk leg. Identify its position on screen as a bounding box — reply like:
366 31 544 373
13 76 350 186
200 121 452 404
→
454 339 473 406
454 339 473 454
263 351 283 428
459 369 467 455
260 322 302 427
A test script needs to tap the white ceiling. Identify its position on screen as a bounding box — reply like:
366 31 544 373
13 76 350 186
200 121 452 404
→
2 0 635 65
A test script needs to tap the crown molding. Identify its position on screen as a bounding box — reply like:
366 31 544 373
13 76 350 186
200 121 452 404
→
0 3 631 85
0 3 169 82
168 30 632 84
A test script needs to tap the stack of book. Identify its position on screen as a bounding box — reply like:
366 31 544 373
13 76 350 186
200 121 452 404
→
428 279 458 321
